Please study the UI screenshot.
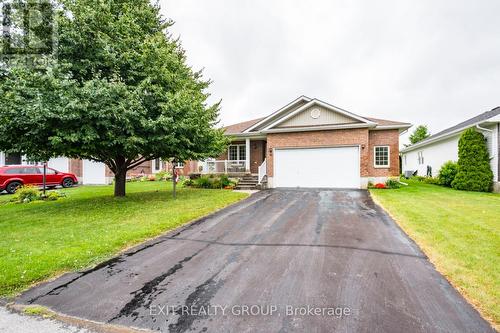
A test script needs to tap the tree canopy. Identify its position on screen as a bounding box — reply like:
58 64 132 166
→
0 0 228 196
409 125 430 145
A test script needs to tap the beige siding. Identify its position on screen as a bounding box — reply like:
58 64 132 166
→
276 106 359 128
253 100 309 131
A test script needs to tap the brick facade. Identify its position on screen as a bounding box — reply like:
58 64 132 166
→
167 160 199 176
69 159 83 178
367 130 400 177
266 128 399 178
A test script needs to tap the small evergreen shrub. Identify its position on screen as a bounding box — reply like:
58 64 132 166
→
452 129 493 192
438 161 458 187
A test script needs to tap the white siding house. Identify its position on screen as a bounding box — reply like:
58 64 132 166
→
401 108 500 192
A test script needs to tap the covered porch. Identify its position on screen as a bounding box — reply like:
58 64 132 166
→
200 137 267 181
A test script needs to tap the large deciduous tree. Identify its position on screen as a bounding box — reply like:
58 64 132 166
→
0 0 227 196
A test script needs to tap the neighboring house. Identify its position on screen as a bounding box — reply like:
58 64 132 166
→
0 153 168 185
401 107 500 192
201 96 411 189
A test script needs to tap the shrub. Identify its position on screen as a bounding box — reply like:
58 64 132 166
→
438 161 458 187
385 178 401 189
452 129 493 192
188 173 201 180
212 179 222 189
45 191 66 201
219 174 232 187
11 185 40 203
412 175 426 182
194 176 212 189
422 177 440 185
154 171 171 181
181 178 194 187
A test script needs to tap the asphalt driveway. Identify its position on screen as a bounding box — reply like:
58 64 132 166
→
18 189 493 332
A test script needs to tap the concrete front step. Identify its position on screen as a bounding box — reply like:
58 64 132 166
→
235 186 258 190
238 181 258 185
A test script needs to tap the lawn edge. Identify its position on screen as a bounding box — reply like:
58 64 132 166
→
4 303 154 333
369 190 498 331
2 190 253 300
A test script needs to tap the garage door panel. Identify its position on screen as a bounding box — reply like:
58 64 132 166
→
274 147 360 188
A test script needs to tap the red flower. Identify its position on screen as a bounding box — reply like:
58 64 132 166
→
375 183 386 189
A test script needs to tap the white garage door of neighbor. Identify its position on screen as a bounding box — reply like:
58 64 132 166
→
274 147 360 188
82 160 106 185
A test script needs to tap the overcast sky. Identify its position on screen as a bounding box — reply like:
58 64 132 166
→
161 0 500 144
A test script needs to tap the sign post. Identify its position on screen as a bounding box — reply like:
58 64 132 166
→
172 164 178 199
42 161 47 197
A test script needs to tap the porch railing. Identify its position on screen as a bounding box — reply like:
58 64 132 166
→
258 159 267 184
201 160 248 174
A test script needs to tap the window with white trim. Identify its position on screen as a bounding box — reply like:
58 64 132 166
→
175 161 184 168
228 144 246 161
374 146 390 167
417 151 424 165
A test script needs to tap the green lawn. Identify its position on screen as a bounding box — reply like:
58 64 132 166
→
0 182 247 296
370 180 500 327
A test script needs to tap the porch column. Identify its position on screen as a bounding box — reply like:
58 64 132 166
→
0 151 4 166
245 138 250 173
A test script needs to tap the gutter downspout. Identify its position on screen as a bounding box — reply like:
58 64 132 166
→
476 124 496 182
476 124 493 133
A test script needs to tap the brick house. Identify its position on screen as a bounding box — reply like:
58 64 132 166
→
200 96 411 189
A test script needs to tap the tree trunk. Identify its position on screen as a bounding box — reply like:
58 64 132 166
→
114 169 127 197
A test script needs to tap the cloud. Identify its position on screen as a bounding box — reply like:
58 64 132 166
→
161 0 500 143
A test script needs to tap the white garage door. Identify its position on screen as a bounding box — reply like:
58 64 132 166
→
82 160 106 185
274 147 360 188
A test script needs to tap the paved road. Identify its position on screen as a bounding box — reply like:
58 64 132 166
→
18 189 493 332
0 307 92 333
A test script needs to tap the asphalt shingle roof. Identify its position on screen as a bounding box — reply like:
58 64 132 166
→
411 106 500 146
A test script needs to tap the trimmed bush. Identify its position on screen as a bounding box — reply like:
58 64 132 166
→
438 161 458 187
452 129 493 192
